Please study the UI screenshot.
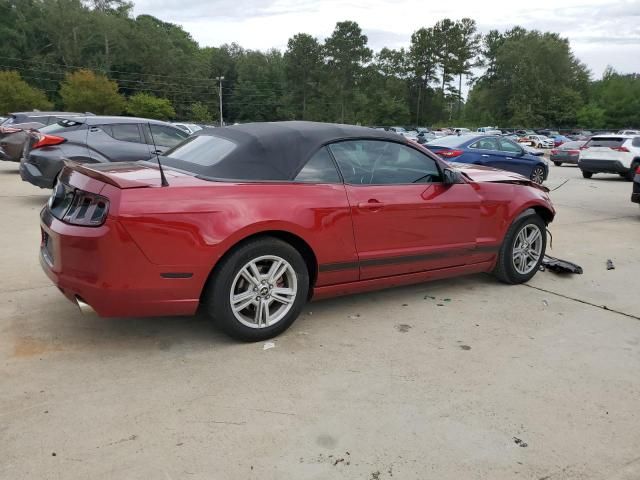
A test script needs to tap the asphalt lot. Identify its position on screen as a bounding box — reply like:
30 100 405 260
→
1 160 639 479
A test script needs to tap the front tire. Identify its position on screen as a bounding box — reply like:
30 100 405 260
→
530 166 545 184
204 237 309 341
581 170 593 178
553 161 562 167
493 213 547 284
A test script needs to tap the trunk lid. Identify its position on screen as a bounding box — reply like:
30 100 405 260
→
581 137 631 161
64 161 193 189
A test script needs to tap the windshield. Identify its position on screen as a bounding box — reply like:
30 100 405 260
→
163 135 237 169
427 135 469 147
39 119 85 134
586 137 625 148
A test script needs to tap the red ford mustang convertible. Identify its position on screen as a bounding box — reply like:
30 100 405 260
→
40 122 555 340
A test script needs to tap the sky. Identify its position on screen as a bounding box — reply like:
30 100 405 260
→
133 0 640 80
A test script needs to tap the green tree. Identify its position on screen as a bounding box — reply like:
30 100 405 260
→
60 69 125 114
0 71 53 113
189 102 212 123
576 103 606 129
284 33 324 119
324 21 372 123
450 18 481 115
408 27 438 125
127 92 175 119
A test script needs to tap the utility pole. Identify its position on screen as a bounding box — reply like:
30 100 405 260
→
216 76 224 127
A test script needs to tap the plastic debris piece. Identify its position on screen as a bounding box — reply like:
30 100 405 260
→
513 437 528 448
606 259 615 270
542 300 549 307
541 255 583 274
263 342 275 350
348 314 360 319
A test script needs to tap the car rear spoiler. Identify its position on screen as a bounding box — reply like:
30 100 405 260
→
62 160 156 189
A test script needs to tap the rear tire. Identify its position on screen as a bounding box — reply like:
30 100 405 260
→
493 213 547 284
553 161 562 167
581 170 593 178
203 237 309 341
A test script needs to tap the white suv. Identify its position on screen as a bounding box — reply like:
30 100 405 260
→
578 135 640 180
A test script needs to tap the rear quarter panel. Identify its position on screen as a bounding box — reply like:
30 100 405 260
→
109 182 359 289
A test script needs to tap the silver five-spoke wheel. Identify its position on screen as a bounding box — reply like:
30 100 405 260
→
230 255 298 329
531 167 545 185
512 224 543 275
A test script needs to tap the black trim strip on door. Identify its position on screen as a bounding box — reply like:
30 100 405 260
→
160 272 194 279
318 245 499 273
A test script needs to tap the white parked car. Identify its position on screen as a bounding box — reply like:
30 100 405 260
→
578 134 640 180
526 135 554 149
171 122 203 135
477 126 502 134
618 129 640 135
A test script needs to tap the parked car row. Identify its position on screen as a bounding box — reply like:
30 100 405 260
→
424 134 548 184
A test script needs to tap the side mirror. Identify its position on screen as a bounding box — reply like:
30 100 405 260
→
443 168 462 185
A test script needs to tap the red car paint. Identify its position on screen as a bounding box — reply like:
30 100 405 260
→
40 160 554 318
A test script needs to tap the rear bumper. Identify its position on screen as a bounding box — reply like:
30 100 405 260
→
39 208 204 318
550 154 578 164
578 159 629 174
20 159 57 188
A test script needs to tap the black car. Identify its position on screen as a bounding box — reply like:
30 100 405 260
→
549 140 586 166
632 165 640 205
20 116 189 189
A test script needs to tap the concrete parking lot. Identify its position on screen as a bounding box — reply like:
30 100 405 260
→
1 160 639 479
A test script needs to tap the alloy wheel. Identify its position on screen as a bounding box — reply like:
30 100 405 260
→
229 255 298 329
511 224 543 275
531 167 545 184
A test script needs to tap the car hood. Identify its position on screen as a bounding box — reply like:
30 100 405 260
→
448 162 548 191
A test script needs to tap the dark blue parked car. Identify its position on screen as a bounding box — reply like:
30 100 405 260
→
426 134 549 184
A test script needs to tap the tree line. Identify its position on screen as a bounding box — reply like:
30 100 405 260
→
0 0 638 128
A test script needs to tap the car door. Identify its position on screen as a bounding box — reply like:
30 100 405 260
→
467 137 502 166
490 138 534 176
328 140 481 280
89 123 153 162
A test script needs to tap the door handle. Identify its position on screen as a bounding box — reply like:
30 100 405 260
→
358 200 385 210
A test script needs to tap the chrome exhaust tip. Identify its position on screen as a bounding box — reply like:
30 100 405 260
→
75 296 96 315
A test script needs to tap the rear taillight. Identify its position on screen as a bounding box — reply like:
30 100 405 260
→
611 146 629 152
62 190 109 226
438 149 464 159
48 181 109 226
636 165 640 174
550 149 558 155
567 150 580 155
32 134 66 150
580 145 589 150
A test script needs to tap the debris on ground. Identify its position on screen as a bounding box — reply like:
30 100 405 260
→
459 345 471 351
263 342 275 350
348 314 361 319
606 259 615 270
513 437 528 448
542 300 549 307
395 324 412 333
541 255 583 274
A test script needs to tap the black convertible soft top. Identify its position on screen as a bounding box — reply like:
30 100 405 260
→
161 121 404 181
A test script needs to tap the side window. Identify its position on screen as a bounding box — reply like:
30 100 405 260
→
498 138 523 153
632 137 640 148
294 147 341 183
329 140 441 185
470 137 499 151
108 124 143 143
150 124 188 148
